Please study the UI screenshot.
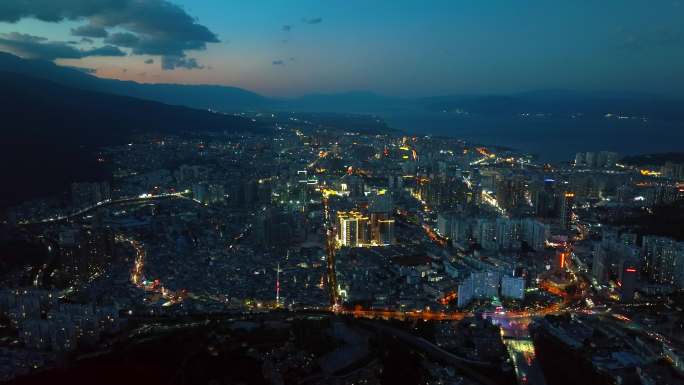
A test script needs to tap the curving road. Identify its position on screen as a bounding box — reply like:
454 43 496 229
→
20 192 191 225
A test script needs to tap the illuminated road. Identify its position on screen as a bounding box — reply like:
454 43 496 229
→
337 301 564 323
322 197 340 309
505 339 547 385
116 235 185 307
119 212 253 308
21 192 190 225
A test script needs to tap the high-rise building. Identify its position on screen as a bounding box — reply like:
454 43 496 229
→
457 277 474 308
620 265 638 303
601 151 619 168
450 216 471 245
573 151 618 168
337 211 370 247
522 218 550 251
455 217 547 252
501 276 525 300
496 217 522 250
369 192 395 245
530 178 557 218
662 162 684 180
647 184 679 206
592 246 607 283
642 236 684 286
474 219 497 250
437 213 452 238
496 175 526 210
559 192 574 229
457 270 518 307
472 271 500 298
585 152 596 168
375 217 395 245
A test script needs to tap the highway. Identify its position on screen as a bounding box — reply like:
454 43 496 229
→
20 192 190 225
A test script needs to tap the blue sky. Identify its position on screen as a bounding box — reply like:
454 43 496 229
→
1 0 683 97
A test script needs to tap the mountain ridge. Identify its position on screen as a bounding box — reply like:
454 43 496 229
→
3 52 682 117
0 69 265 208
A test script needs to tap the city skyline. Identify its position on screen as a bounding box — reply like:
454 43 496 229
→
1 2 684 384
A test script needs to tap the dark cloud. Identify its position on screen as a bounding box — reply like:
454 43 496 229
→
0 32 126 60
80 37 94 44
71 24 108 38
161 55 203 70
281 39 288 44
105 32 140 47
302 17 322 24
144 58 154 64
282 25 292 32
128 36 210 56
289 57 296 62
0 0 125 23
0 0 219 58
88 45 127 56
272 59 285 66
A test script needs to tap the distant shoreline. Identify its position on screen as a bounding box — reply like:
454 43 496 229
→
381 110 684 163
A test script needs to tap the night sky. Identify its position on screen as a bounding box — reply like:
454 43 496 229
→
1 0 683 97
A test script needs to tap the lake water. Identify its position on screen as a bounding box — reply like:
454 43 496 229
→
381 110 684 162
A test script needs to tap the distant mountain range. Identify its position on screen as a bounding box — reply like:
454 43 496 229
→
0 69 263 209
0 52 271 111
620 152 684 166
2 51 684 210
2 52 682 118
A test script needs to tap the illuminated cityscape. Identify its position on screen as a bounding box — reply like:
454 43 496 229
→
1 1 684 385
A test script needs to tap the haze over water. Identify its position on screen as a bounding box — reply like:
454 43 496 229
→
382 111 684 162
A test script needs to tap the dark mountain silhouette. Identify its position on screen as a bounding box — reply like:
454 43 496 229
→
1 53 682 118
282 91 410 113
0 53 402 113
0 52 272 112
0 70 265 209
621 152 684 166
